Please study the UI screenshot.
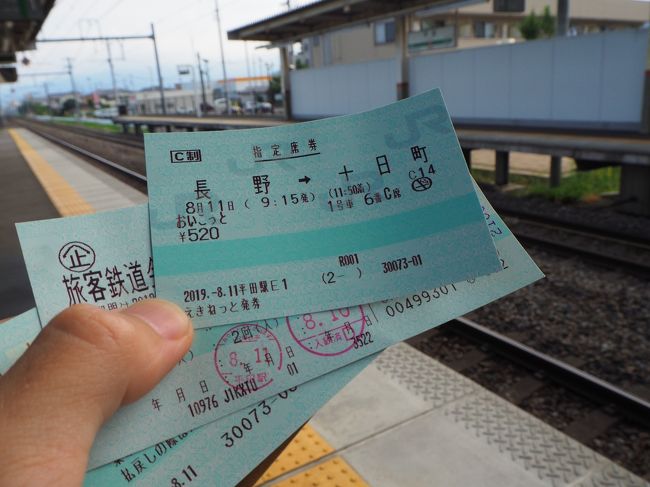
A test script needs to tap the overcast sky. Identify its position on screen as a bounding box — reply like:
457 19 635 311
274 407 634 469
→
5 0 649 106
6 0 303 103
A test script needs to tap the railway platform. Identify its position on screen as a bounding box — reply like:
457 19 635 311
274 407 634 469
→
113 114 650 215
1 125 648 486
0 128 58 318
0 127 146 319
255 342 647 487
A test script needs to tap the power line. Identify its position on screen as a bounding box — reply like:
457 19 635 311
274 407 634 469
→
97 0 127 19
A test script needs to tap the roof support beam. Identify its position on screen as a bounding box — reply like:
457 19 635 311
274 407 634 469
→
228 0 487 43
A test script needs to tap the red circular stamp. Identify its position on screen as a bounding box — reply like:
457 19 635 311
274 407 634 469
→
214 323 283 390
287 306 366 357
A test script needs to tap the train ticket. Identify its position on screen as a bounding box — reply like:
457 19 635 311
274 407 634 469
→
145 88 502 328
0 309 40 374
16 185 543 469
0 308 374 486
18 205 156 326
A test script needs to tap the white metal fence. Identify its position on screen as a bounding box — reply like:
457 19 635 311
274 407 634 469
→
290 58 397 119
291 28 649 130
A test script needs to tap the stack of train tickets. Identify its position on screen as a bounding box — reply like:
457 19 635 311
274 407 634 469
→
4 89 542 486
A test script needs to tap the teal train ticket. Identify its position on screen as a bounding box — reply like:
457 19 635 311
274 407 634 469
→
16 185 543 470
145 89 501 328
0 309 40 374
0 308 374 486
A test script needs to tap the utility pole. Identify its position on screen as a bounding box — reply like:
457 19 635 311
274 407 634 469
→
197 52 207 116
178 64 201 117
106 40 119 109
66 57 80 118
557 0 570 36
214 0 230 114
203 58 211 100
150 23 167 115
244 42 251 80
284 0 294 68
43 82 51 115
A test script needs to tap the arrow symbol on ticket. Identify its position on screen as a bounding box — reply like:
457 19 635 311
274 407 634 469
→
298 176 311 184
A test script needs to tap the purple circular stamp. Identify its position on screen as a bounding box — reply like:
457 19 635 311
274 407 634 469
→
214 323 283 390
286 306 366 357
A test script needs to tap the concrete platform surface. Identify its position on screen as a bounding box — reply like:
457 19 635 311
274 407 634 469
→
114 114 650 165
256 343 648 487
0 129 58 318
0 127 147 318
11 128 146 213
114 114 288 130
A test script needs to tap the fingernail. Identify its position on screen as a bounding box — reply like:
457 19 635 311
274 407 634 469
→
124 299 190 340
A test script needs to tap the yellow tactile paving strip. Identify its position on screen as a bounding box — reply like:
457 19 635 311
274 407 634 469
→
255 425 334 485
268 457 369 487
8 128 95 216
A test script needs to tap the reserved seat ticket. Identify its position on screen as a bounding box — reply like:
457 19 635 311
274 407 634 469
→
145 89 501 328
16 184 543 471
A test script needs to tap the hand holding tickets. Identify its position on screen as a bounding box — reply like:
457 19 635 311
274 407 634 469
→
5 90 542 485
0 301 193 487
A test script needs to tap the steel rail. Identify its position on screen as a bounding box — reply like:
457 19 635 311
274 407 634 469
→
17 118 145 150
448 317 650 428
512 227 650 277
496 206 650 247
24 125 147 183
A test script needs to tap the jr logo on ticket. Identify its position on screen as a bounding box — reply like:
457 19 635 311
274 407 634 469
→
145 89 502 328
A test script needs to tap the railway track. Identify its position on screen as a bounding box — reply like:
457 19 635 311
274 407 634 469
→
500 212 650 278
409 318 650 480
13 119 650 478
18 118 650 274
412 317 650 427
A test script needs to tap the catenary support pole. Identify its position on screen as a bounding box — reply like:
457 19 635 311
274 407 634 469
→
557 0 570 36
215 0 231 114
150 23 166 115
198 52 208 116
66 57 80 118
106 40 119 110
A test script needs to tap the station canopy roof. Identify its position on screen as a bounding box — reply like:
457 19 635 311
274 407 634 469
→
0 0 54 64
228 0 485 43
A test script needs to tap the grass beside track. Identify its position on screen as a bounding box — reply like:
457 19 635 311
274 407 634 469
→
471 166 621 203
52 119 123 133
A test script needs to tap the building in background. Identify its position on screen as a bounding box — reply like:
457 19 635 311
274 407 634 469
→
297 0 648 69
229 0 650 134
131 76 272 115
134 88 196 115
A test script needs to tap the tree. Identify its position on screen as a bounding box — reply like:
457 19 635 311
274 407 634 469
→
268 74 281 102
18 101 49 116
540 6 555 37
519 10 541 40
520 6 555 41
62 98 77 115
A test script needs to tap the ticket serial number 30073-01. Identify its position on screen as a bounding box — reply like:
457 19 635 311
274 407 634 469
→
381 254 423 273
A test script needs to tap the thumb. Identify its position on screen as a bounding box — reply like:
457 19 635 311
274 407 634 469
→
0 299 193 487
